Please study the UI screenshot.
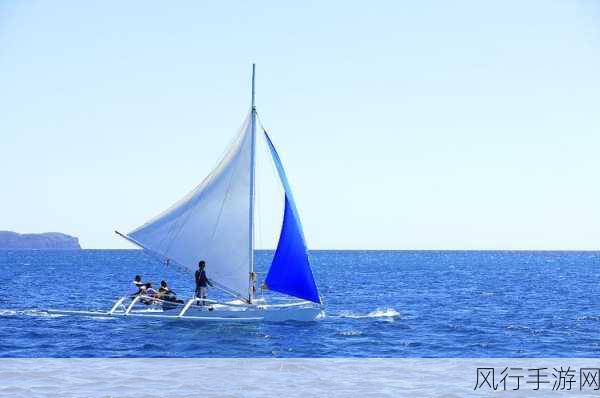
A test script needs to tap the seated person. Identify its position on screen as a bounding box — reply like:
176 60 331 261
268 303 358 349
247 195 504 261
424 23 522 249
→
137 283 159 305
158 280 184 304
130 275 145 297
137 285 149 304
133 275 144 288
145 283 158 297
158 280 171 295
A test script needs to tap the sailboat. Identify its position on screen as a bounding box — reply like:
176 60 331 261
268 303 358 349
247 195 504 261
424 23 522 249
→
48 65 324 322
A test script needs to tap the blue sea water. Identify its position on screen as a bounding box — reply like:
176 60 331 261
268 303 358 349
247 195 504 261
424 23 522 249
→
1 250 599 358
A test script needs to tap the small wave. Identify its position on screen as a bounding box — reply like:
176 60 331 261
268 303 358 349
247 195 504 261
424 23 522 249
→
338 308 400 319
577 315 600 321
480 292 496 297
467 342 491 349
447 323 470 332
0 309 17 317
398 341 420 347
338 330 363 337
506 324 530 331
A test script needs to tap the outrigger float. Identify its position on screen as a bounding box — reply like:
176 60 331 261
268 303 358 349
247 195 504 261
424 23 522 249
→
47 65 324 322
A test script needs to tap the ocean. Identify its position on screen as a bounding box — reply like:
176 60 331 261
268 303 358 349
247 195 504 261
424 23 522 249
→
1 250 599 358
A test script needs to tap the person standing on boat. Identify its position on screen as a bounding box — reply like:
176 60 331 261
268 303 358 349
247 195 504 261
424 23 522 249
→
195 260 213 304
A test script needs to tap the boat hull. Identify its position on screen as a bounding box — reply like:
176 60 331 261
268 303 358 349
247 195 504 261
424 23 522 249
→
45 299 324 322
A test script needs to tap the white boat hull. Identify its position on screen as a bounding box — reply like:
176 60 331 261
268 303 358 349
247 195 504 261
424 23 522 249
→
46 297 324 322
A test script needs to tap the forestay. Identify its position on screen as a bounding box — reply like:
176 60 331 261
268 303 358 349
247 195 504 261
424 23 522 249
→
126 114 254 300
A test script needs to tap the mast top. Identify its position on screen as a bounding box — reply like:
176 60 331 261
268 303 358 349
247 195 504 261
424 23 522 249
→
251 64 256 110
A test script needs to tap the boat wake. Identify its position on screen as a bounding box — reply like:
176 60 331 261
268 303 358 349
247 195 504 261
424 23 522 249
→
336 308 400 320
0 309 66 318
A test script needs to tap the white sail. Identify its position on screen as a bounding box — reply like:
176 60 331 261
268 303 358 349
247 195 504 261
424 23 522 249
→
127 112 254 299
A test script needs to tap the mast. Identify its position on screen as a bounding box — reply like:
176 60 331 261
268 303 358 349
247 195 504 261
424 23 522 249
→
248 63 257 303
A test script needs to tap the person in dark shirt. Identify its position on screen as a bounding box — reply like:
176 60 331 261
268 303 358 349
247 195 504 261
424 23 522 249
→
195 260 213 304
158 280 184 305
158 280 171 295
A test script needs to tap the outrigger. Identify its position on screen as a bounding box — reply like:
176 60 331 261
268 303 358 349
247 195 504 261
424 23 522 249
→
47 65 325 322
48 296 323 322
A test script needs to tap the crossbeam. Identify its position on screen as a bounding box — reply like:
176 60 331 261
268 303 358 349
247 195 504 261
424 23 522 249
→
108 297 126 315
124 295 141 315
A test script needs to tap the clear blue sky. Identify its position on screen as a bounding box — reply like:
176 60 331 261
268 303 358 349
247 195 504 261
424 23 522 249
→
1 1 599 249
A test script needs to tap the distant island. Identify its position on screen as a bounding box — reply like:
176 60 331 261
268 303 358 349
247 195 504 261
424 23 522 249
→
0 231 81 249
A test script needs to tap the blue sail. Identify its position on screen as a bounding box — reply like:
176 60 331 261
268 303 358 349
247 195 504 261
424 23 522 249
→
263 131 321 304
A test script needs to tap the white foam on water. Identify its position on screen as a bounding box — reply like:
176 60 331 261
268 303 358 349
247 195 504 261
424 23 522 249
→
367 308 400 318
338 330 363 336
336 308 400 319
21 309 65 318
0 309 17 317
